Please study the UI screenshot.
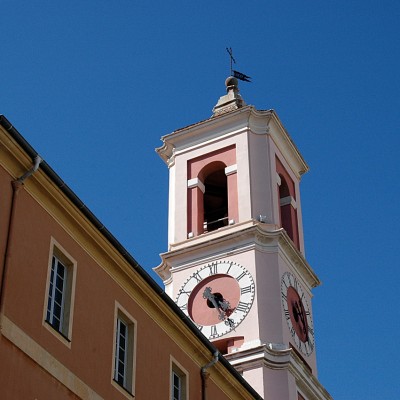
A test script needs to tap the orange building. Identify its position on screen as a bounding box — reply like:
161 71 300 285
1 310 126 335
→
0 114 261 399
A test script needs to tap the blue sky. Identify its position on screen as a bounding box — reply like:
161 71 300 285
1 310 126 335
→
1 1 399 398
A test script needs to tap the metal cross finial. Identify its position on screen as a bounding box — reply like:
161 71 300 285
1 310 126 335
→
226 47 236 76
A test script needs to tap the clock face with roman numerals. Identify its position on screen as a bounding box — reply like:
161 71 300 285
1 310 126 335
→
281 271 315 356
176 261 255 340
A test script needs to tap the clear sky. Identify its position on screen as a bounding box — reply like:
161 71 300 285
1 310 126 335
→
1 1 399 399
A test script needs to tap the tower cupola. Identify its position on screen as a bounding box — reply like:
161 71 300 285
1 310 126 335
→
212 76 246 116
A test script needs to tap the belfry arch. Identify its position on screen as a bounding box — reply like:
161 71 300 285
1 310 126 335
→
201 162 228 232
276 157 300 249
187 145 238 237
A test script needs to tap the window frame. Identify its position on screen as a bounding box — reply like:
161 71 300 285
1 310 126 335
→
170 357 189 400
112 303 137 398
46 255 67 332
43 238 77 346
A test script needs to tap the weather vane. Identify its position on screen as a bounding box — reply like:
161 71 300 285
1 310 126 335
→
226 47 251 82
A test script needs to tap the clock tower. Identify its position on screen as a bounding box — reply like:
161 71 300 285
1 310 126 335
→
155 77 332 400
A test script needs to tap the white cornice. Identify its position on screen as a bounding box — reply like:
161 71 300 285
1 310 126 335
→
155 107 309 178
154 220 320 289
225 344 333 400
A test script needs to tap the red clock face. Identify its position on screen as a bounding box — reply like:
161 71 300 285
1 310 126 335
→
176 261 255 340
281 272 315 356
188 274 240 326
286 286 308 343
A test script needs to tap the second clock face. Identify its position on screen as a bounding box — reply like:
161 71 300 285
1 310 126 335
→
176 261 255 340
281 271 315 356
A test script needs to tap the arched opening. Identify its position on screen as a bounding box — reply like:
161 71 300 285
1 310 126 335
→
279 175 292 238
203 165 228 232
279 174 298 247
279 176 290 198
187 146 238 237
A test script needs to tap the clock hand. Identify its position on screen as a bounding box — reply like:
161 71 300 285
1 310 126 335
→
203 287 219 308
219 298 231 312
225 317 235 328
293 301 308 337
203 287 232 321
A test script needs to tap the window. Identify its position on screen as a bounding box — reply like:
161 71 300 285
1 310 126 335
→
46 256 67 332
171 360 188 400
44 241 76 341
172 371 182 400
113 310 135 395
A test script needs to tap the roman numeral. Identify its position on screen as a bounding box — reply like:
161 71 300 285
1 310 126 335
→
236 272 247 281
293 276 299 290
226 262 233 274
235 301 249 313
210 325 218 337
284 309 290 320
179 289 191 297
208 263 218 275
193 272 202 282
180 303 187 311
240 285 252 295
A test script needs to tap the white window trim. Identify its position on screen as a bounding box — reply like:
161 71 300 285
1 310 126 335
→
224 164 237 176
111 302 137 399
276 173 282 186
187 177 205 193
170 356 189 400
280 195 297 209
43 237 77 347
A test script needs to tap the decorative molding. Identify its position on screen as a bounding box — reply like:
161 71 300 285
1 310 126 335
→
156 107 308 180
157 221 320 290
225 343 333 400
153 260 172 282
225 164 237 176
280 195 297 209
187 177 205 193
156 141 175 167
213 103 241 116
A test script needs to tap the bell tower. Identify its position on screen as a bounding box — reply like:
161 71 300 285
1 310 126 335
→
155 77 332 400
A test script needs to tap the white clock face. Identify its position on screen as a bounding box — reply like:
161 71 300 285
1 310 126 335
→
176 261 255 340
281 272 315 356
